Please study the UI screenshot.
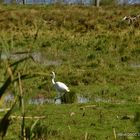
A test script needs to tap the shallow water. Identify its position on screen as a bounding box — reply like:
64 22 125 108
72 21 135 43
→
130 63 140 68
28 97 64 104
4 93 14 105
94 97 126 104
94 97 111 103
0 51 61 66
29 95 90 104
77 95 126 104
77 95 90 103
28 98 54 105
3 93 126 105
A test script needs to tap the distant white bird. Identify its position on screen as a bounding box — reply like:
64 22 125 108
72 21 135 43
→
51 71 70 100
122 15 137 24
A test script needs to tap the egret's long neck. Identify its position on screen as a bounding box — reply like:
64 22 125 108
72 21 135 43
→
52 74 56 85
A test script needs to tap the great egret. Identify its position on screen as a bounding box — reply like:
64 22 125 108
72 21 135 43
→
51 71 70 100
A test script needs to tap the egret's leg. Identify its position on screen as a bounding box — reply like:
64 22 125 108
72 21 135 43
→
54 92 62 104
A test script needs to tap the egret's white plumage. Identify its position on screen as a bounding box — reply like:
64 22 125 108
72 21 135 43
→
51 71 70 99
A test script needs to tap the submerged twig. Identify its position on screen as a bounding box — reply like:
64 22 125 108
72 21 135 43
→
18 72 25 140
84 132 88 140
31 119 40 132
80 105 97 110
113 127 117 140
9 116 46 120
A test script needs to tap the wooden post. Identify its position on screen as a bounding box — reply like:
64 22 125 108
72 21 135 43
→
95 0 100 7
23 0 25 4
97 0 100 6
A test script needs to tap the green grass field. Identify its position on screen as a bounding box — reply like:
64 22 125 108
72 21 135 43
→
0 4 140 140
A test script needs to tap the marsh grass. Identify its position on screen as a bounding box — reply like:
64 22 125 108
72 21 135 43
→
0 4 140 140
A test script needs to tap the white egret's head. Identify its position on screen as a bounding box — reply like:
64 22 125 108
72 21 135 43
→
51 71 55 78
